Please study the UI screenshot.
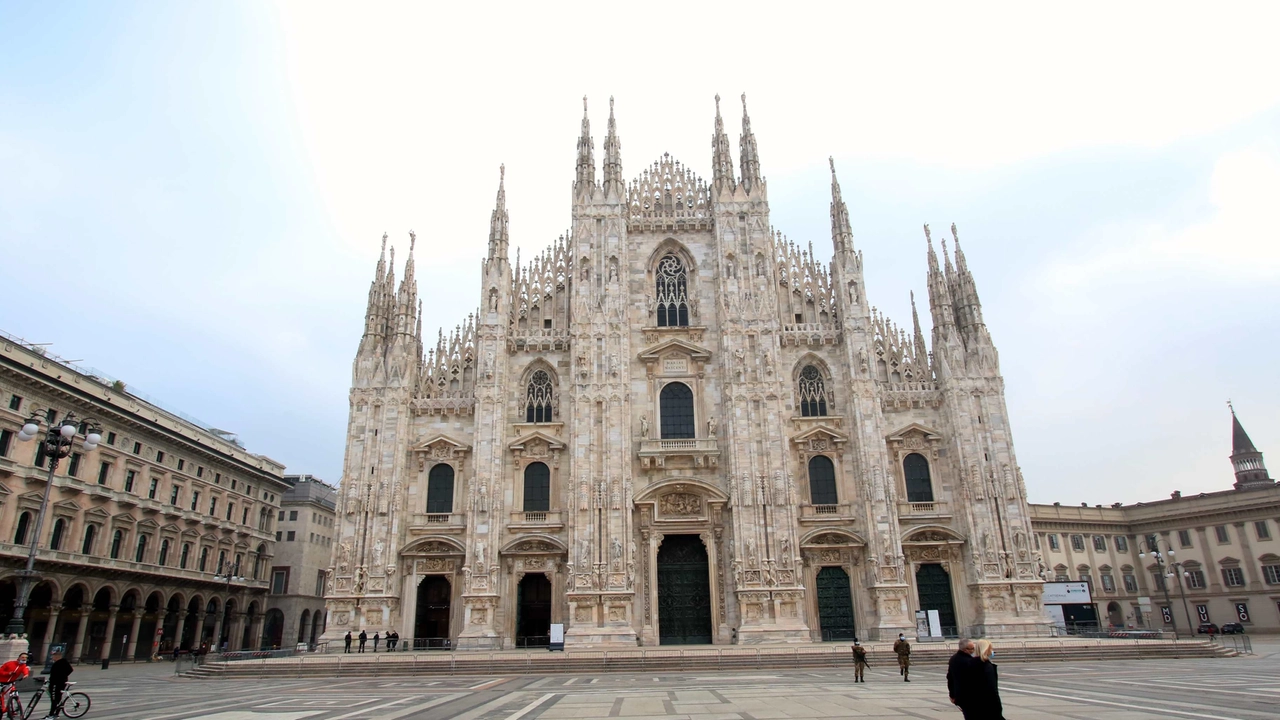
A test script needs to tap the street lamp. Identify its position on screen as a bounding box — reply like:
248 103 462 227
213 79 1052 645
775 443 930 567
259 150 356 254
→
1138 536 1195 637
6 411 102 637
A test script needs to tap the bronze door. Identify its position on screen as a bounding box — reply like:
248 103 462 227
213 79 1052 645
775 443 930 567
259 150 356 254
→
657 534 713 644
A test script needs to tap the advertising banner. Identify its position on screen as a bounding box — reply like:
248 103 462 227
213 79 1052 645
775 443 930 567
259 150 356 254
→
1041 582 1092 604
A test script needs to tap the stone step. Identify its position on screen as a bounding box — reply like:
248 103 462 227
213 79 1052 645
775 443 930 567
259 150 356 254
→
183 639 1230 679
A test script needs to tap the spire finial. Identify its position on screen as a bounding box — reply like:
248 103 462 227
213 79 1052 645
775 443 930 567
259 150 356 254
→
1228 399 1235 414
409 229 416 252
609 95 614 114
715 93 721 111
829 156 836 175
583 95 588 113
923 223 932 244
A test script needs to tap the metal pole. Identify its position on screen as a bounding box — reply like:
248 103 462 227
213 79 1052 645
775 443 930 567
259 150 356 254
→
1173 564 1195 633
5 452 61 636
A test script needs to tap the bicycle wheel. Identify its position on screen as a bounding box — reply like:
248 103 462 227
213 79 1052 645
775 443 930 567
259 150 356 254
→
60 692 91 719
6 694 21 720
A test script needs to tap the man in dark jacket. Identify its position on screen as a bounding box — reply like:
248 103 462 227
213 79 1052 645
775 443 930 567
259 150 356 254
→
947 639 980 719
344 631 352 653
358 630 368 653
47 649 73 719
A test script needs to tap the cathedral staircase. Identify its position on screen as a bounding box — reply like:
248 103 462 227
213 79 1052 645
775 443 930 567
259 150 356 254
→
182 638 1232 679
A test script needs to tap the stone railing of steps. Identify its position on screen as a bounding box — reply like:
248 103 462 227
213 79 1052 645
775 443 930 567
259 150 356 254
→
183 639 1230 679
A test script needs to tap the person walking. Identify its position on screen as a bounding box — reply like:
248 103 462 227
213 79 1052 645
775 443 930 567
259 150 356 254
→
343 631 352 654
358 630 367 653
850 641 870 683
43 649 73 720
372 632 380 653
0 653 31 717
947 638 981 719
892 633 911 682
388 630 398 651
973 640 1006 720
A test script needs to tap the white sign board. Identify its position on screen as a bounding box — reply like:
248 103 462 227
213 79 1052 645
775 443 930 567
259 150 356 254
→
927 609 943 638
549 623 565 644
1041 581 1092 604
1044 604 1067 628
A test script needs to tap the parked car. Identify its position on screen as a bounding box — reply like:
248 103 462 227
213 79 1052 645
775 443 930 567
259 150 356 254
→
1220 622 1245 634
1197 622 1220 634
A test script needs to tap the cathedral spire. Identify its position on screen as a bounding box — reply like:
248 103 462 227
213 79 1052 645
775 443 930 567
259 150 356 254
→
574 96 595 197
1230 403 1274 490
950 223 986 334
602 96 624 197
829 157 854 254
924 224 955 333
488 165 510 261
739 92 761 193
911 291 929 362
711 94 736 192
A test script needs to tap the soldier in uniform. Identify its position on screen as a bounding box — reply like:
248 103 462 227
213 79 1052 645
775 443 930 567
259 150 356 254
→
893 633 911 682
850 641 870 683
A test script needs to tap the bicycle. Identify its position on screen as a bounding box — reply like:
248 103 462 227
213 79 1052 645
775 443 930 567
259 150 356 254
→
1 681 23 720
7 678 90 720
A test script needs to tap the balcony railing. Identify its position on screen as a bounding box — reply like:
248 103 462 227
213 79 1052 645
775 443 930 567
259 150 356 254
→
509 510 564 528
799 503 855 522
898 501 951 518
408 512 466 533
637 438 720 469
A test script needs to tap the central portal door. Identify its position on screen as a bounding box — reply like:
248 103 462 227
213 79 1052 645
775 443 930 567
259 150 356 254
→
516 574 552 647
915 563 957 635
414 576 452 649
815 566 857 641
657 534 713 645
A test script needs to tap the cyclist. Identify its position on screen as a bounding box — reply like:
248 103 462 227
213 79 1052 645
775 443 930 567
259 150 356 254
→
44 649 73 719
0 652 31 716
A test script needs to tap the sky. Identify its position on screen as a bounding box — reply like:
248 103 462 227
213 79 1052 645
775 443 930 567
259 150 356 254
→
1 1 1277 505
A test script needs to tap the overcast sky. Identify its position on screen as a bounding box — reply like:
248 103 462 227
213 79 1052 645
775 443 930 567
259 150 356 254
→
2 2 1277 505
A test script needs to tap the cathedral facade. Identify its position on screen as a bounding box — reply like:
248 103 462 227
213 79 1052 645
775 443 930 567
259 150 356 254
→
323 96 1048 648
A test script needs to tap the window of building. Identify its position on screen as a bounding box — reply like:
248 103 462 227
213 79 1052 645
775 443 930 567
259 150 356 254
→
1263 564 1280 584
316 570 326 597
191 491 200 512
34 442 47 469
96 462 110 485
1222 567 1245 587
286 531 296 541
426 464 455 513
226 503 234 521
278 510 285 520
110 529 124 559
132 441 142 454
198 546 209 572
170 485 181 505
49 518 66 551
0 429 11 458
289 510 298 521
231 478 237 490
1178 530 1193 548
659 382 695 439
177 458 184 471
1071 535 1085 552
797 365 828 417
1115 536 1129 552
180 543 190 569
81 524 96 555
523 462 551 512
271 569 288 595
903 453 933 503
1151 572 1166 591
807 455 839 506
525 370 554 423
217 550 227 572
45 408 56 423
1215 526 1230 544
147 477 158 499
8 395 21 410
215 472 221 485
106 431 116 446
1055 572 1069 582
1186 569 1206 588
155 450 165 464
655 254 689 327
135 534 148 562
1123 574 1138 593
124 470 136 493
158 538 170 565
196 466 203 478
1093 535 1107 552
1256 521 1271 540
13 511 31 545
1047 534 1060 551
275 531 282 541
1100 574 1115 592
210 497 218 515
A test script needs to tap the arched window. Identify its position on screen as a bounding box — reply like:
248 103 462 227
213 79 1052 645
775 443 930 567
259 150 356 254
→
198 546 209 572
526 370 554 423
13 511 31 545
158 538 170 566
808 455 839 505
110 529 124 559
904 453 934 503
217 550 228 573
135 534 148 563
180 543 190 569
81 524 96 555
659 382 695 439
50 518 66 551
798 365 828 417
655 254 689 327
426 464 455 514
254 544 266 579
523 462 550 512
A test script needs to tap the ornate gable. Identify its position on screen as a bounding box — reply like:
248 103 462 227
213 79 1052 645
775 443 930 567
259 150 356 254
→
508 430 566 462
789 424 848 454
413 434 472 462
637 338 712 377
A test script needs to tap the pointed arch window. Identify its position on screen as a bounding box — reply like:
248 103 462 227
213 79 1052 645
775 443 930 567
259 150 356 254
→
426 464 455 514
798 365 828 417
904 453 934 503
523 462 551 512
526 370 554 423
655 254 689 327
659 382 695 439
50 518 66 551
808 455 839 505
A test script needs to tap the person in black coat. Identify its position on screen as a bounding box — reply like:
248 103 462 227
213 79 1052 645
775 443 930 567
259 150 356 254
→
947 639 981 719
358 630 368 653
48 649 73 719
344 631 352 653
972 639 1006 720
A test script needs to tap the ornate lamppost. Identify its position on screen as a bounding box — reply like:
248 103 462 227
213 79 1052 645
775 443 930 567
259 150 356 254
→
1138 536 1194 637
6 411 102 637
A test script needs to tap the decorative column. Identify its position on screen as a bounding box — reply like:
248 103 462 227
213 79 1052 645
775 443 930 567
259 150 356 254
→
211 613 224 650
99 605 120 661
69 611 89 663
194 612 207 647
125 611 142 660
228 613 244 651
173 611 187 652
249 613 264 650
39 604 61 663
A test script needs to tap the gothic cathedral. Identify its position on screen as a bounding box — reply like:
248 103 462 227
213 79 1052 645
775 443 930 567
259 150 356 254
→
324 95 1048 648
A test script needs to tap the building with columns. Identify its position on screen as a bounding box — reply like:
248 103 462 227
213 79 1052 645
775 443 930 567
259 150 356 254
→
265 474 335 649
324 95 1049 649
0 331 288 661
1031 409 1279 633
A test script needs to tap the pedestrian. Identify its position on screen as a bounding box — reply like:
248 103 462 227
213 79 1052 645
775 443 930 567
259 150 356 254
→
373 632 380 652
973 639 1006 720
892 633 911 682
0 653 30 717
358 630 367 653
947 638 981 719
388 630 398 651
44 649 73 720
850 641 870 683
344 631 352 654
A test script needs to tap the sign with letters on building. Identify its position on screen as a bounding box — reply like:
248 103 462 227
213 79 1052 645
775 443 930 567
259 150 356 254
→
1196 604 1210 623
1160 606 1173 624
1234 603 1250 622
1041 582 1092 604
